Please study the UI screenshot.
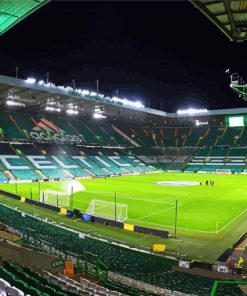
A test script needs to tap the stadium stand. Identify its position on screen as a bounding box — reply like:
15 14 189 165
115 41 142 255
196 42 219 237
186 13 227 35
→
0 204 212 295
217 127 241 146
0 113 25 140
199 127 224 147
184 127 207 147
1 110 247 177
0 138 156 181
0 108 247 296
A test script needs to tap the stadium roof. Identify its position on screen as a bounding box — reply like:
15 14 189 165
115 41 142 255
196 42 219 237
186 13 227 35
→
0 75 247 126
0 0 50 36
230 83 247 100
189 0 247 42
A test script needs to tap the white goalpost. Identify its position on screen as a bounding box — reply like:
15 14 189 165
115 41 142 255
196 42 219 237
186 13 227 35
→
86 199 128 222
40 190 70 207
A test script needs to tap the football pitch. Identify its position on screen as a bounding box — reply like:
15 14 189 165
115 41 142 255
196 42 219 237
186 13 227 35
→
0 172 247 236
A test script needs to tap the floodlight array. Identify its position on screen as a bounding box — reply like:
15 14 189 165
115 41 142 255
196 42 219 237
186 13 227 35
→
66 109 79 115
24 77 144 110
6 100 25 107
45 106 61 112
177 108 208 115
25 78 36 84
93 113 107 119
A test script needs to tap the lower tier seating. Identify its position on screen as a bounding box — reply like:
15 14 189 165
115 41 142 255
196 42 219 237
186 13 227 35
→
0 204 214 295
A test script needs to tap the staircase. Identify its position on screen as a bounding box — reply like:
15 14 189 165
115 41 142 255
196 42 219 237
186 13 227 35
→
111 125 140 147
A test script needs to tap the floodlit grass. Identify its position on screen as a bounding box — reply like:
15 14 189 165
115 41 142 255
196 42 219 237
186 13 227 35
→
0 172 246 262
1 172 247 234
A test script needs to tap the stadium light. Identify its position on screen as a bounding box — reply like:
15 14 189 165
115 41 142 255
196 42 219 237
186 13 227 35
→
133 101 144 108
93 113 107 119
23 75 144 109
195 120 208 126
111 96 144 109
45 106 61 112
25 78 36 84
6 100 25 107
66 109 79 115
38 80 45 85
176 108 208 115
81 90 90 95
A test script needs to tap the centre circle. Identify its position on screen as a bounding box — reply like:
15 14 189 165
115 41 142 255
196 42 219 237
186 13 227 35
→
155 181 200 187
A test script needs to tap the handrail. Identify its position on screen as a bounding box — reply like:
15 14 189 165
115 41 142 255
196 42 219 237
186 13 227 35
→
210 280 247 296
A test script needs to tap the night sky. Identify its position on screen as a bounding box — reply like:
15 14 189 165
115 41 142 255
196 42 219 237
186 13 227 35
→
0 1 247 112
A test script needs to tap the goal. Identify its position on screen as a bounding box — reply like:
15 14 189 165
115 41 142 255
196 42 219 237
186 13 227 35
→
40 190 70 207
86 199 128 222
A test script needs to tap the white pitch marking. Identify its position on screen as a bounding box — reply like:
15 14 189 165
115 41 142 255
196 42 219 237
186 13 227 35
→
216 208 247 233
85 190 175 205
132 206 176 221
127 219 215 234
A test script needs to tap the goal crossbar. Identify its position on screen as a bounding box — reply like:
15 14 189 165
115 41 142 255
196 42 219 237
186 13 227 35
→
40 189 70 207
86 199 128 222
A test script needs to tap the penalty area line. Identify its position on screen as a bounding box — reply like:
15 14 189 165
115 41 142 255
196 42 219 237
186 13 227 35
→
131 205 179 221
216 208 247 233
86 190 175 205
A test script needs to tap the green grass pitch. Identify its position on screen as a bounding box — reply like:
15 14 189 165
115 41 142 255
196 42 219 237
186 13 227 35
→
1 172 246 235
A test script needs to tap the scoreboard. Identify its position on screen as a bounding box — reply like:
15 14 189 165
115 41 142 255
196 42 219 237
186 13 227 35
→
225 115 247 127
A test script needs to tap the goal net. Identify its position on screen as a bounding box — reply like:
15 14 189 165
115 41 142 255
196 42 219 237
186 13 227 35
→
40 190 70 207
86 199 128 222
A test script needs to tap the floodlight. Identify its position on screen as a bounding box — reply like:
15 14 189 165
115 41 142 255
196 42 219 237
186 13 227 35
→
45 106 61 112
25 78 36 84
81 90 90 95
134 101 144 108
112 96 144 108
93 113 107 119
195 120 208 126
177 108 208 115
6 100 25 107
6 100 16 106
66 109 79 115
38 80 45 85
